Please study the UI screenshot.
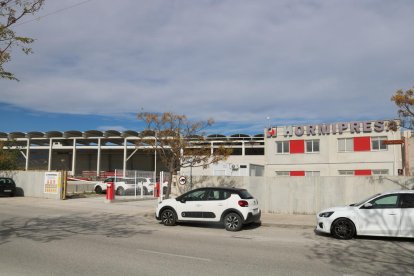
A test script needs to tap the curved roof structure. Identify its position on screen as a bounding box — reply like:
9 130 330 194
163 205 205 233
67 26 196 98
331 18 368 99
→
45 131 63 138
63 130 83 138
8 132 26 139
84 130 104 138
26 131 45 138
104 130 121 138
230 134 251 140
122 130 139 138
207 134 227 140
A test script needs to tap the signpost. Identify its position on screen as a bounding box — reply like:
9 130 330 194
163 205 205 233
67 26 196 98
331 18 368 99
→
178 176 187 185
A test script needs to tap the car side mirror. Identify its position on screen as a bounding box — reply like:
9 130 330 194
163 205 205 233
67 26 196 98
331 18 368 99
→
177 198 186 203
363 203 373 208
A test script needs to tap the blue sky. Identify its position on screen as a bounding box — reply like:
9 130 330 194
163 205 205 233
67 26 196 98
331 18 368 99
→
1 0 413 135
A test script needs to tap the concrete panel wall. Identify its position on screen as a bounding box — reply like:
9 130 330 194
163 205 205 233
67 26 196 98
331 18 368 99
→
0 170 60 199
180 175 414 214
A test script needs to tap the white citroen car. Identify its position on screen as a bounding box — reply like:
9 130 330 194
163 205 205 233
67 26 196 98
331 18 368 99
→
156 187 261 231
316 190 414 239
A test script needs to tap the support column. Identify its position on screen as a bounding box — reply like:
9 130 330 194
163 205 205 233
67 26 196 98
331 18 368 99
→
97 138 101 177
48 138 53 171
72 138 77 176
123 138 127 177
242 141 245 156
25 139 30 171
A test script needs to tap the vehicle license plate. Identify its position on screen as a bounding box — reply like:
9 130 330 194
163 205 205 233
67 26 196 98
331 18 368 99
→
4 190 11 192
253 208 258 214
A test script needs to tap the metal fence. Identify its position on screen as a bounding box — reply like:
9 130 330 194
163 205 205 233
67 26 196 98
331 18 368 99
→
113 170 171 200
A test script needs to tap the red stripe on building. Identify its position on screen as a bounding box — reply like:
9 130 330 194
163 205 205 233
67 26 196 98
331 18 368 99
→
290 171 305 176
290 140 305 154
354 137 371 151
355 170 372 176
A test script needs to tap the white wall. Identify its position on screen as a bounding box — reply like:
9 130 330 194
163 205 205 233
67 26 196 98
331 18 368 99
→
176 175 414 214
0 170 61 199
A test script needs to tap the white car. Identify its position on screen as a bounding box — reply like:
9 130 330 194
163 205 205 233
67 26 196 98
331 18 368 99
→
94 177 140 195
155 187 261 231
316 190 414 239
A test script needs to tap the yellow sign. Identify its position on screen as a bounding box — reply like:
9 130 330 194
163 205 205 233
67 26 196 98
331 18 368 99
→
44 172 61 194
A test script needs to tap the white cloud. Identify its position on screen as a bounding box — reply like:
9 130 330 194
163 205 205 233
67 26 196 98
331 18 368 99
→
2 0 413 127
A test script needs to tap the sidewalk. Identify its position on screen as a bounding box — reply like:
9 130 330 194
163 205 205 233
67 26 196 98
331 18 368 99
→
4 196 316 229
260 213 315 229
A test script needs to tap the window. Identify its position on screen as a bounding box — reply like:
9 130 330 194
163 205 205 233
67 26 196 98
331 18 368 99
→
275 171 289 176
372 169 389 175
183 189 208 201
339 170 354 176
276 141 289 154
305 171 320 176
338 138 353 152
371 136 388 151
368 194 399 209
206 189 231 200
401 194 414 208
306 140 320 153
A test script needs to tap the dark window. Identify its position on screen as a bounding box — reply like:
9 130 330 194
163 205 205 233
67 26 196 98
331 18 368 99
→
183 189 208 201
238 190 254 199
401 194 414 208
368 194 399 209
206 189 232 200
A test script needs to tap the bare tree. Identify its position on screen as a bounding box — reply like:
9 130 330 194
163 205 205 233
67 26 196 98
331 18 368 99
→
137 112 231 198
1 0 45 80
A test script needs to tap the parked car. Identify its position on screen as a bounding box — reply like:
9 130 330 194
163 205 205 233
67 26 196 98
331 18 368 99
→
0 177 16 197
94 177 141 195
316 190 414 239
155 187 261 231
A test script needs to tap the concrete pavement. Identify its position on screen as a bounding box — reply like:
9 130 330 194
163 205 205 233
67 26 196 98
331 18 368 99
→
2 195 316 229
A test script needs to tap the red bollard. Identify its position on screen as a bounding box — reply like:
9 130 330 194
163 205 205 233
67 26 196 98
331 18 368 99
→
106 181 115 202
154 182 160 197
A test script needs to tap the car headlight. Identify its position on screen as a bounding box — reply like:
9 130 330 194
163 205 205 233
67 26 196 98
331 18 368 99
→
319 211 334 218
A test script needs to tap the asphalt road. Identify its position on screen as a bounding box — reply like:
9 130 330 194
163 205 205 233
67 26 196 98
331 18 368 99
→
0 197 413 276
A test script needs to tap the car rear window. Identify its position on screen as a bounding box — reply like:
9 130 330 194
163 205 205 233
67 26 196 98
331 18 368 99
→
238 190 254 199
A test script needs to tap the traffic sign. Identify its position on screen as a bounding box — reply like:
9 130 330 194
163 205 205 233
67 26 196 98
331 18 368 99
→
178 176 187 185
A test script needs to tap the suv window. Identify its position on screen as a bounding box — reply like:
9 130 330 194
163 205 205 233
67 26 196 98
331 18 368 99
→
182 189 208 201
401 194 414 208
206 189 231 200
238 190 254 199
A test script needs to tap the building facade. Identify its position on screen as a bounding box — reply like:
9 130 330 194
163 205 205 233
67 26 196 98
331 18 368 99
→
265 120 407 176
0 119 411 178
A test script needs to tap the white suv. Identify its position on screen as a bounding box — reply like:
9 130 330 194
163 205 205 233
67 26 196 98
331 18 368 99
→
155 187 261 231
94 177 139 195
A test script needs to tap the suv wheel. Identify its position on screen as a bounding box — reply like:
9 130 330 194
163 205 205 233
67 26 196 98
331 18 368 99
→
224 212 243 231
116 187 124 196
161 209 176 226
95 186 103 194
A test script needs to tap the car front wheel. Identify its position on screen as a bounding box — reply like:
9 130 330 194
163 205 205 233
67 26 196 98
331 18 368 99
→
331 218 356 240
116 187 124 196
95 186 103 194
224 212 243 231
161 209 176 226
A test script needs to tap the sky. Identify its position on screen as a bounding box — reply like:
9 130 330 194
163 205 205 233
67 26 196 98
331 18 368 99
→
1 0 414 135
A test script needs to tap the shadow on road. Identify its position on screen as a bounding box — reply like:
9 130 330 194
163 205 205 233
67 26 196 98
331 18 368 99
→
0 213 155 245
305 231 414 275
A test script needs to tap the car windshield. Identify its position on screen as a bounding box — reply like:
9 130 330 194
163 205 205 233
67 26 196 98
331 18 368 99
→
238 190 254 199
350 193 381 206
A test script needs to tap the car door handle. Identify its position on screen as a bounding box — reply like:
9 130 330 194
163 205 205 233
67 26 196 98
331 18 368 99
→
218 204 223 206
196 204 202 207
388 213 397 215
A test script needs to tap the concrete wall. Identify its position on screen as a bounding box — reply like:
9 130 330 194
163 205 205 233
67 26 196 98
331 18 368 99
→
176 175 414 214
0 170 61 199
